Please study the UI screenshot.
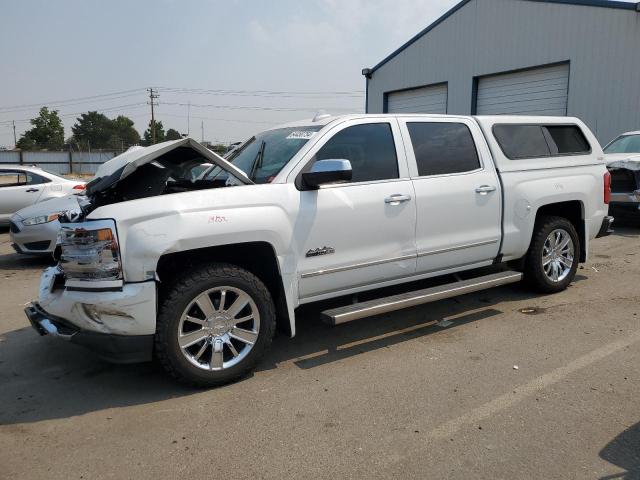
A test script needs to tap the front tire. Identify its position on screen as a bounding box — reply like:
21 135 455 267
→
155 263 276 387
524 215 580 293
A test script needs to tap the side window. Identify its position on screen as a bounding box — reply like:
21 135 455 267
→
544 126 590 155
407 122 481 176
26 172 51 185
493 125 550 159
313 123 398 183
0 171 27 187
493 124 591 159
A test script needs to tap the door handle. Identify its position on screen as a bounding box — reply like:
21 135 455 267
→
25 188 39 193
384 194 412 205
475 185 496 195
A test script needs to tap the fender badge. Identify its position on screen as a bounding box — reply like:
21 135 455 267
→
306 246 335 257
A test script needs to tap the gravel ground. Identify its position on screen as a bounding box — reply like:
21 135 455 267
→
0 224 638 479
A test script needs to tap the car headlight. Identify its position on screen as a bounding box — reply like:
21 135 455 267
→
22 213 59 226
58 219 123 283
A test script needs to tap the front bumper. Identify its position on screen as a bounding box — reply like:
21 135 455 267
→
595 216 615 238
25 302 153 363
27 266 158 363
38 267 157 336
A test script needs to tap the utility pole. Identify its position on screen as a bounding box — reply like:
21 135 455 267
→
147 87 159 144
201 120 204 143
187 101 190 136
12 120 17 148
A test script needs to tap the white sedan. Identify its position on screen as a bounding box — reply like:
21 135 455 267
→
0 165 85 227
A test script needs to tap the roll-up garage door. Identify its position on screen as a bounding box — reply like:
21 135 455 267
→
386 84 448 114
475 63 569 116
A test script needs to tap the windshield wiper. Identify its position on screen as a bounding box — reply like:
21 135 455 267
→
249 140 266 181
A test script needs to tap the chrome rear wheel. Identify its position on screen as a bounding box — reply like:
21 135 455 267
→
541 228 574 283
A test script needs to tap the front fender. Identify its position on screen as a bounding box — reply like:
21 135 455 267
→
88 184 301 335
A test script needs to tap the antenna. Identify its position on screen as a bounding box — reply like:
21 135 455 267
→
312 110 331 122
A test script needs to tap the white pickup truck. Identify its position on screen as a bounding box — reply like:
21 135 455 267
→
25 114 613 386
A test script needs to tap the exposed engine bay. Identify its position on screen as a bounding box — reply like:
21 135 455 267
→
86 147 240 209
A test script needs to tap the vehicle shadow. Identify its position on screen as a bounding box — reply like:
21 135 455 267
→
0 280 577 426
0 251 54 271
611 219 640 236
599 422 640 480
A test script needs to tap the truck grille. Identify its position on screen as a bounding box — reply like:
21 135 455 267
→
9 221 21 234
609 169 638 193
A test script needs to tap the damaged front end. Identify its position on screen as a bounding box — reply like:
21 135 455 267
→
26 138 251 361
66 138 253 219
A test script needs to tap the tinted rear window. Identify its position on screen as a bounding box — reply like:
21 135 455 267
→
407 122 481 176
493 124 591 159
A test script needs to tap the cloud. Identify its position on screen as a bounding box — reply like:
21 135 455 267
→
246 0 457 63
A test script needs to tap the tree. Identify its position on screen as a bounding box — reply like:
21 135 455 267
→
16 107 64 150
70 112 140 151
143 120 165 145
165 128 182 141
71 111 113 150
109 115 141 150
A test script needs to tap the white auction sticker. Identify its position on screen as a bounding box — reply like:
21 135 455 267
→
286 131 317 140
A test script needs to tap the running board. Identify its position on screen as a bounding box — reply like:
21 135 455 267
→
321 271 523 325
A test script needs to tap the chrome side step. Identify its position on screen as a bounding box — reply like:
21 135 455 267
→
321 271 523 325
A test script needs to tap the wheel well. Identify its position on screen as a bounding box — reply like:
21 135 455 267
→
534 200 586 262
156 242 290 335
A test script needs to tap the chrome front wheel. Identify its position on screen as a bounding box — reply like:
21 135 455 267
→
541 228 574 283
178 286 261 371
155 263 276 387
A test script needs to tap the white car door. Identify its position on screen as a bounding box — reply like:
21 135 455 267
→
0 170 44 222
294 118 417 301
398 117 502 274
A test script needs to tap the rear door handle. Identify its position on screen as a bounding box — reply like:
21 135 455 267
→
25 188 39 193
384 194 412 205
475 185 496 195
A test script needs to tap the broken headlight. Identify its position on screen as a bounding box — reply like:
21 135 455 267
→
58 219 123 283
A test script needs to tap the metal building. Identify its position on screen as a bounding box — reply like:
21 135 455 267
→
363 0 640 144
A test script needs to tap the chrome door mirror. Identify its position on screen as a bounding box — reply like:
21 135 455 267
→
301 159 352 189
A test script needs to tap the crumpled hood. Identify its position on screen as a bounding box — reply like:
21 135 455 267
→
86 138 252 196
605 153 640 171
13 194 83 221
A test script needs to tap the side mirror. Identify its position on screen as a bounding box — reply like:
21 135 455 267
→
302 159 352 189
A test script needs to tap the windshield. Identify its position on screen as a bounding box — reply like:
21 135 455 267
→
221 126 323 183
604 134 640 154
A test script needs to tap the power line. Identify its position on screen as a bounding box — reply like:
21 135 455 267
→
0 88 146 113
160 112 276 125
160 101 358 113
0 86 364 112
0 102 148 125
156 86 364 99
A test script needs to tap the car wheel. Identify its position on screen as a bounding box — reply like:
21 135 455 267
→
524 215 580 293
155 263 276 387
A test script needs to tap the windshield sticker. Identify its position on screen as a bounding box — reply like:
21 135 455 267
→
286 131 317 140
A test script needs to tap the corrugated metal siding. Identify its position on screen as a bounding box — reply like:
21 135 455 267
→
386 84 448 113
0 151 116 175
0 151 20 164
367 0 640 143
475 63 569 115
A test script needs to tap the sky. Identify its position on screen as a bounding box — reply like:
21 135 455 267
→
0 0 459 147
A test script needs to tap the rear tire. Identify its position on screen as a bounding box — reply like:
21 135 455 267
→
523 215 580 293
155 263 276 387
